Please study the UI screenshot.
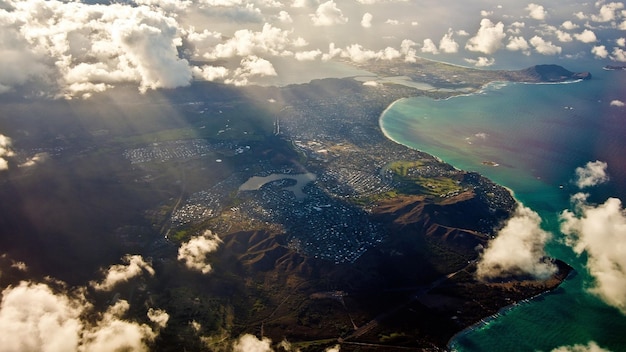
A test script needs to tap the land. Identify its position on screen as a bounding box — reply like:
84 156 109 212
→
0 58 583 351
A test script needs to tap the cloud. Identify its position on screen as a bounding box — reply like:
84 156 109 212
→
506 36 531 55
561 20 579 30
340 44 400 63
203 24 292 59
295 49 322 61
0 281 162 352
476 204 557 280
464 56 496 67
177 230 222 274
192 65 230 81
421 39 439 54
400 39 418 62
361 13 373 28
0 134 14 171
232 334 273 352
276 10 293 23
574 160 609 189
526 3 547 20
560 194 626 314
465 19 506 55
147 308 170 329
555 30 573 43
439 29 459 53
610 99 625 107
551 341 612 352
617 38 626 47
592 45 609 58
529 35 562 55
90 255 155 291
591 2 624 23
611 47 626 62
574 29 597 43
310 1 348 26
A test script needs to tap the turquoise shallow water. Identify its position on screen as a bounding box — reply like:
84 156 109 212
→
379 69 626 351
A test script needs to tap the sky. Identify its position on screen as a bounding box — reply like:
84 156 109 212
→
1 1 626 351
0 0 625 99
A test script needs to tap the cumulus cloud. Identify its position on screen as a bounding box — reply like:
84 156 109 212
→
340 44 400 63
506 36 531 55
551 341 612 352
177 230 222 274
574 160 609 189
439 29 459 53
574 29 597 43
421 39 439 54
610 99 625 107
361 13 373 28
617 38 626 47
232 334 273 352
530 35 562 55
592 45 609 58
560 194 626 314
147 308 169 329
0 134 14 171
295 49 322 61
561 20 579 30
310 1 348 26
400 39 418 62
611 47 626 62
192 65 230 81
526 3 547 20
591 2 624 22
90 255 155 291
476 204 557 280
204 24 292 59
465 19 506 55
276 10 293 23
464 56 496 67
0 281 162 351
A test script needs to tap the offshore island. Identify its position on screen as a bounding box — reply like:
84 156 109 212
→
0 58 586 351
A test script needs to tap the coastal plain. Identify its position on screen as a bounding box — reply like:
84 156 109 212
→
0 58 585 351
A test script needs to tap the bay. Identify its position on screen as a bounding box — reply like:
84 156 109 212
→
379 68 626 351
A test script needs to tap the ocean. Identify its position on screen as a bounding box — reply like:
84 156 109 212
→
379 67 626 351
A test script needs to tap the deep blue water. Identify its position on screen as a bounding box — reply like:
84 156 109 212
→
379 68 626 351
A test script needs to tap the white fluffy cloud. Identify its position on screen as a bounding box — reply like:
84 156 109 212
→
0 134 14 171
591 45 609 58
574 160 609 189
526 3 547 20
530 35 562 55
439 29 459 53
574 29 598 43
0 282 163 351
465 19 506 55
340 44 400 63
561 20 579 30
551 341 612 352
560 194 626 314
233 334 273 352
421 39 439 54
506 36 531 55
611 47 626 62
310 1 348 26
361 13 373 28
476 204 557 280
90 255 155 291
610 99 625 107
203 24 292 59
591 2 624 22
465 56 496 67
147 308 170 329
177 230 222 274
